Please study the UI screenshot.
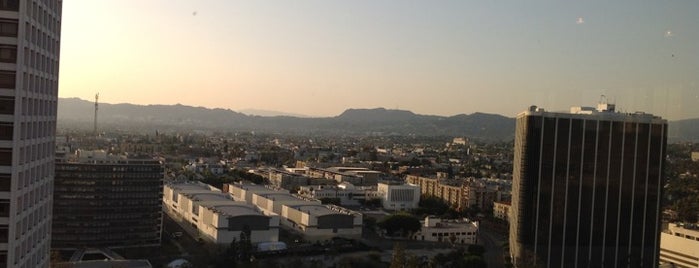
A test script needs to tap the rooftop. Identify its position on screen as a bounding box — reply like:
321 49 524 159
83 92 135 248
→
210 203 261 217
293 205 338 217
259 193 299 202
61 260 152 268
186 192 231 202
519 103 666 123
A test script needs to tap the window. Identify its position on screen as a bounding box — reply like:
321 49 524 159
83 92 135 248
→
0 148 10 165
0 122 10 140
0 225 6 243
0 174 8 191
0 71 15 89
0 45 16 64
0 19 17 37
0 97 12 115
0 0 17 11
0 200 8 217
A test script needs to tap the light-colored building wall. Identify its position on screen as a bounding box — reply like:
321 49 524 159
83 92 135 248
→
224 183 362 242
281 204 362 241
377 183 420 211
660 223 699 268
297 184 378 206
2 1 63 266
691 152 699 162
493 201 511 222
412 217 478 244
164 182 279 245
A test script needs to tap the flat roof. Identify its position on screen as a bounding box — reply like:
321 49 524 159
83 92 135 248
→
293 205 337 217
518 106 666 124
259 193 299 202
210 203 262 217
232 183 278 193
168 183 215 191
62 260 152 268
186 192 230 202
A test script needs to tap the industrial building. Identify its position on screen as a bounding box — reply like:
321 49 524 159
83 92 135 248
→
163 182 279 245
224 183 362 241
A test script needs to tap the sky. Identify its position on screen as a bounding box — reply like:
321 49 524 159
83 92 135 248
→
58 1 699 120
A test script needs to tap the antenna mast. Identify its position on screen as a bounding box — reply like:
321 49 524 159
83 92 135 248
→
94 93 99 136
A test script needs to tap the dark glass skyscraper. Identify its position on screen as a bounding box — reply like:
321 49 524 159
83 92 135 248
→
509 103 667 268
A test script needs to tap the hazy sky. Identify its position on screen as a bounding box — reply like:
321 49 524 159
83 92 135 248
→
59 1 698 120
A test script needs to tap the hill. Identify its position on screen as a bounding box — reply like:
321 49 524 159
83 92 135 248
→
57 98 699 141
57 98 515 140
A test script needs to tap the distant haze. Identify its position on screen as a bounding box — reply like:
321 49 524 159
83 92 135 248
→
59 1 699 120
57 98 699 142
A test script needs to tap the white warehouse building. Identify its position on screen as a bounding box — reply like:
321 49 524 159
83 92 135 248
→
224 183 363 242
412 217 479 245
163 182 279 245
377 183 421 211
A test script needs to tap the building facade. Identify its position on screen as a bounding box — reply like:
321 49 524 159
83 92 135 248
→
376 182 420 211
0 0 62 267
493 201 511 222
659 223 699 268
412 216 478 244
406 175 499 212
510 104 667 268
52 154 163 249
224 183 362 242
163 182 279 245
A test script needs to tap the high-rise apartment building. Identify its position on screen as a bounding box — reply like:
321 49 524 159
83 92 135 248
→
510 103 667 268
0 0 62 267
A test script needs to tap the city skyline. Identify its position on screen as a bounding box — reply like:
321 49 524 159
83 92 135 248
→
58 1 699 120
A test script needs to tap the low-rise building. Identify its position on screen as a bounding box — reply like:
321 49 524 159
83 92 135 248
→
224 183 363 241
268 168 310 190
406 175 503 212
163 182 279 245
377 183 420 211
493 201 511 222
297 183 379 206
307 167 381 186
412 217 478 244
660 223 699 268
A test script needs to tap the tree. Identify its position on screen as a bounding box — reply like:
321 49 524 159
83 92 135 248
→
406 253 421 268
390 242 406 268
467 244 486 256
239 225 253 262
50 251 72 268
378 214 422 237
462 255 488 268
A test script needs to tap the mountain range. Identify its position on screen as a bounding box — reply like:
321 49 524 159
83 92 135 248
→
57 98 699 142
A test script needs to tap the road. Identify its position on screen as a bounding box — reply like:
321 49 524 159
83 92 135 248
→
479 227 506 268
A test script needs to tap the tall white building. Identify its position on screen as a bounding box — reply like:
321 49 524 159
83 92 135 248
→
0 0 62 267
